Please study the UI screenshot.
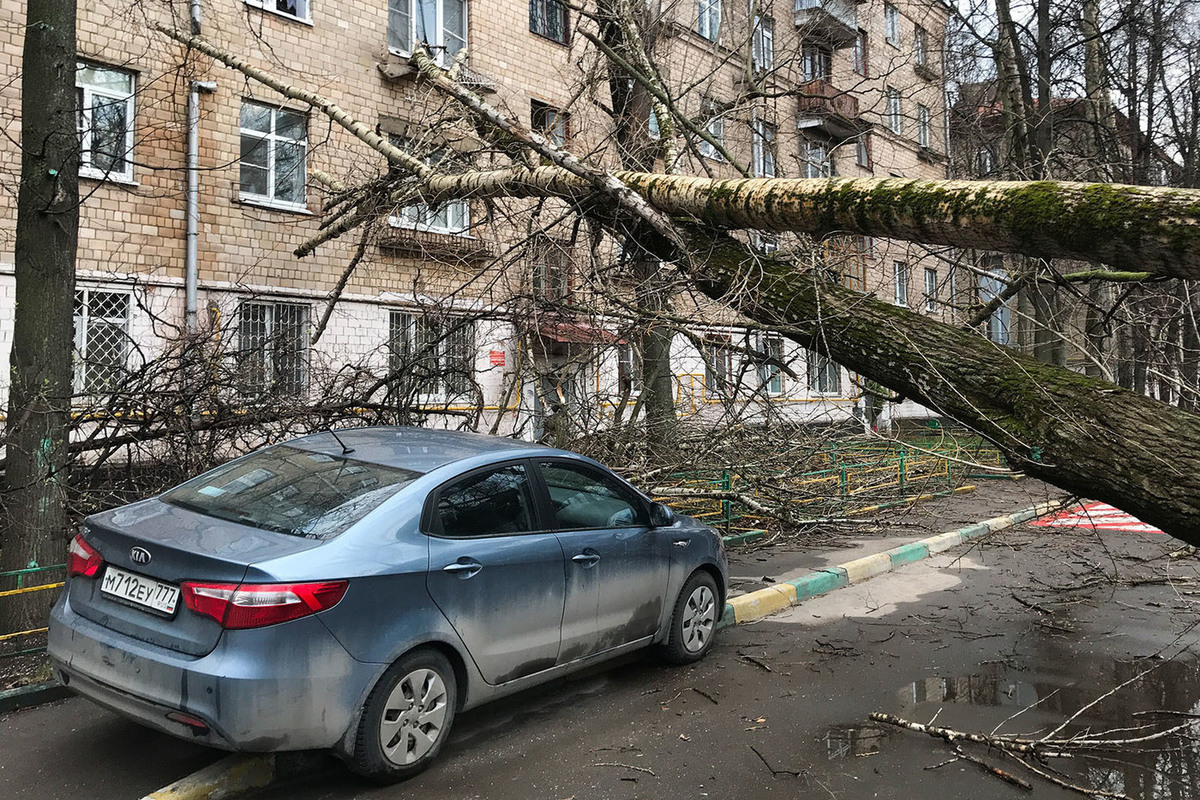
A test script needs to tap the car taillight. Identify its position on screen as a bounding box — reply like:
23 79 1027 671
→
180 580 348 629
67 534 104 578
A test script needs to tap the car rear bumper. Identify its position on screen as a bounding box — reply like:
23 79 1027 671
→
49 591 380 752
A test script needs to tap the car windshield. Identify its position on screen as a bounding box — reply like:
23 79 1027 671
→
161 446 419 539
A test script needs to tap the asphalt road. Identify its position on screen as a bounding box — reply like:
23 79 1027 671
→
4 499 1197 800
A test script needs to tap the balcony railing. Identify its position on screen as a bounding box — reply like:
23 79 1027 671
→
794 0 858 48
796 80 864 139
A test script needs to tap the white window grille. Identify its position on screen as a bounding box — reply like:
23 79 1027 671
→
76 63 135 182
238 301 309 397
239 102 307 208
388 0 467 65
74 289 131 393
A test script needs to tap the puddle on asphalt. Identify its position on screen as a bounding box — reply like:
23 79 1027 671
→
821 655 1200 798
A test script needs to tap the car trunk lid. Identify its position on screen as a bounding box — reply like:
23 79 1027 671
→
69 499 325 656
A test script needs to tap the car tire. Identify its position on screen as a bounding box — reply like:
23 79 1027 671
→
661 570 720 664
347 648 458 783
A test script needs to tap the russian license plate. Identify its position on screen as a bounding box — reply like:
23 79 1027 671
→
101 565 180 615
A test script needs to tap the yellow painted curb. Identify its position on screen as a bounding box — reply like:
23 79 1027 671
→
840 552 893 583
729 583 797 623
142 755 275 800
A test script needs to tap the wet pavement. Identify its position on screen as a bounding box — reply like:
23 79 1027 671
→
3 480 1196 800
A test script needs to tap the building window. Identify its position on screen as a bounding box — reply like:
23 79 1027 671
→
529 0 569 44
704 336 734 396
853 29 868 76
977 146 996 176
698 0 721 41
914 25 928 66
753 232 779 254
238 301 309 397
752 15 774 72
648 109 661 139
856 133 872 168
388 0 467 65
699 98 725 160
531 238 572 302
759 335 784 396
617 343 643 394
74 289 131 393
893 260 909 306
245 0 309 21
979 269 1011 344
802 139 831 178
389 311 475 398
389 137 470 234
802 43 832 82
752 119 776 178
917 104 931 148
239 102 307 208
886 87 902 135
808 350 841 394
924 267 938 312
76 63 135 182
884 3 900 47
531 101 569 147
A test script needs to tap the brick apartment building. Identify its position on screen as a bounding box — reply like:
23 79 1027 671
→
0 0 952 439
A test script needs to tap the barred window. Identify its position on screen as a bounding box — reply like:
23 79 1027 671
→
759 335 784 396
530 0 568 44
74 289 131 393
238 301 309 397
808 351 841 394
388 312 475 398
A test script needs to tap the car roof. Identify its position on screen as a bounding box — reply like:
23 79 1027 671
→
283 426 557 473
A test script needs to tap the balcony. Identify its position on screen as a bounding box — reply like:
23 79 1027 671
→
796 80 865 139
793 0 858 49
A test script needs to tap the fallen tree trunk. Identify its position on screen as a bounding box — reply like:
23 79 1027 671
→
687 231 1200 544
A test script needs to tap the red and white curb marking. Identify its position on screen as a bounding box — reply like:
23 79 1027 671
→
1028 502 1163 534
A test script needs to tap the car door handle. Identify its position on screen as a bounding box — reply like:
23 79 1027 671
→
673 539 691 548
442 559 483 579
572 552 601 568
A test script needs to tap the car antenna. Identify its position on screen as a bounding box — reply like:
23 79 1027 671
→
328 428 355 455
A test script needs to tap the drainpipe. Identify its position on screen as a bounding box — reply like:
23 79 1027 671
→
185 0 215 335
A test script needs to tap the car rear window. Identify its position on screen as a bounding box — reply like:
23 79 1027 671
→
161 446 419 539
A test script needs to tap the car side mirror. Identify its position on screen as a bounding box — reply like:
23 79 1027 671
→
649 502 675 528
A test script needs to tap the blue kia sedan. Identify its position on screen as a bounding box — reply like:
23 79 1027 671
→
48 427 727 781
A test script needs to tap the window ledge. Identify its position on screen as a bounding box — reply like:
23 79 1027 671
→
80 170 138 188
243 1 314 27
236 195 313 215
379 227 496 262
530 30 571 48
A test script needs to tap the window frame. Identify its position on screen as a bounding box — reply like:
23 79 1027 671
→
802 139 832 179
917 104 931 148
980 266 1012 344
884 3 900 47
534 459 650 531
239 101 308 211
856 132 872 169
807 350 841 395
698 0 721 41
752 14 775 72
387 136 471 235
751 118 777 178
423 460 545 538
699 98 725 161
531 100 569 148
617 343 643 395
801 42 833 83
924 266 938 312
704 335 735 397
893 260 910 306
914 25 928 66
387 0 468 66
388 310 476 400
853 29 869 77
76 62 136 183
759 334 785 396
244 0 312 24
73 287 132 394
237 300 310 397
529 0 570 45
886 87 902 135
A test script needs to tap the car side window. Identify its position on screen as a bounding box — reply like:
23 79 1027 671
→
539 462 646 530
436 464 536 537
